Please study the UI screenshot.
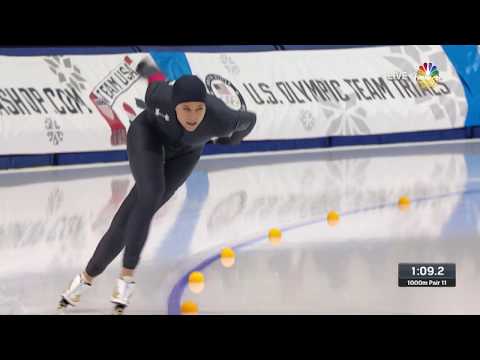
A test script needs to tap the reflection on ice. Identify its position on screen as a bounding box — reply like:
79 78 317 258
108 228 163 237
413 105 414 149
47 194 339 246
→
1 140 480 314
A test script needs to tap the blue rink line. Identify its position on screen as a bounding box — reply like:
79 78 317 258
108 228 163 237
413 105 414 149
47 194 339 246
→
166 186 480 315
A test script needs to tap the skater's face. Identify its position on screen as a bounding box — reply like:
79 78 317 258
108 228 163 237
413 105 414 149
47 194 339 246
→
175 102 207 132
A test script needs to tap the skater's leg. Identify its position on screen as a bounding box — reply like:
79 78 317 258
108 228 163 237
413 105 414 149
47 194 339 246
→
118 140 167 272
109 142 167 310
84 186 138 279
84 116 165 279
121 148 202 273
110 147 201 312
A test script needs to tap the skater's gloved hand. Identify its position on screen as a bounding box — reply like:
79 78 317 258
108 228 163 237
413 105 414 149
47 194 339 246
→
228 112 256 145
136 59 161 79
211 137 241 145
216 137 235 145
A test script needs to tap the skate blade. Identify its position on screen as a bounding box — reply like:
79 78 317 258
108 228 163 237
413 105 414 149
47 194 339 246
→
112 304 127 315
57 307 67 315
57 297 74 314
57 300 69 314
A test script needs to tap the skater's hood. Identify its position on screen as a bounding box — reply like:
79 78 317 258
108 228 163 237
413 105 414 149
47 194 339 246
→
172 75 207 108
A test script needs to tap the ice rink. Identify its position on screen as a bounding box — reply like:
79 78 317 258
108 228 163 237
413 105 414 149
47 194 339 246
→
2 139 480 315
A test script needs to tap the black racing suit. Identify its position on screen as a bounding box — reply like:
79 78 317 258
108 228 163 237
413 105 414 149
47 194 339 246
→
85 80 256 276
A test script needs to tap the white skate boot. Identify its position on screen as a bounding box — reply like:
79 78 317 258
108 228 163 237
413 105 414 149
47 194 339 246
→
111 277 136 315
57 273 92 312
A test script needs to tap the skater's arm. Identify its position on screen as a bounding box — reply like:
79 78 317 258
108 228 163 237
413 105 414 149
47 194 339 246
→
214 111 256 145
136 59 167 84
207 95 257 145
137 59 172 113
227 111 256 145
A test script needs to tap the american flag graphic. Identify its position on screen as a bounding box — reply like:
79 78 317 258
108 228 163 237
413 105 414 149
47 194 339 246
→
213 82 231 96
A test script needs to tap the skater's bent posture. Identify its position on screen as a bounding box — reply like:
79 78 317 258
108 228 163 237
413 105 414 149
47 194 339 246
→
59 61 256 313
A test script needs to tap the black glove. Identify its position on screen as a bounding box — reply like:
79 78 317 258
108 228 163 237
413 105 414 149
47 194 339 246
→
208 137 240 145
136 59 159 79
216 137 236 145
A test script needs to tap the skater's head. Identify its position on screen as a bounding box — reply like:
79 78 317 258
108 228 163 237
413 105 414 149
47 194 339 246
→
173 75 207 132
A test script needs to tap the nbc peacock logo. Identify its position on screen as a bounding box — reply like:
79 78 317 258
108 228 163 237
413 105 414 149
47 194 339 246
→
416 62 441 89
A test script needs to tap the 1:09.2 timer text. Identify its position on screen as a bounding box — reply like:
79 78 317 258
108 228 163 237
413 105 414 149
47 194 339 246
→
411 266 445 277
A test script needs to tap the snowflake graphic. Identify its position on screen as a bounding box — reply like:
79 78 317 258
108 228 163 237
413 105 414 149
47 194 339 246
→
300 77 371 136
44 56 87 93
323 92 370 136
384 45 467 127
220 54 240 76
298 110 316 131
45 117 63 145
